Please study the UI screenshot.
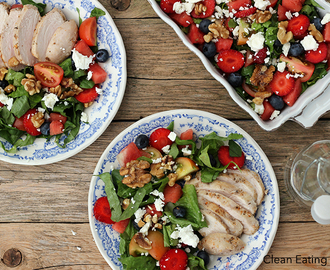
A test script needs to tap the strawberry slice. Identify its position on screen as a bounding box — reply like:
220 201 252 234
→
244 50 254 67
323 22 330 43
217 49 245 73
49 120 64 135
215 38 233 52
149 127 174 151
260 100 275 121
75 85 99 103
218 145 245 169
160 249 188 270
253 47 268 64
23 109 42 136
191 0 215 19
93 197 115 224
234 7 256 18
287 14 310 38
305 42 328 64
160 0 180 14
169 12 193 27
269 71 295 96
187 23 204 44
283 78 302 107
282 0 303 12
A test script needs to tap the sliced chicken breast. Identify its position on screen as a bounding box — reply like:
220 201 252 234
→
13 4 40 66
0 7 26 71
45 19 78 64
190 177 257 214
198 196 243 237
228 169 266 205
31 8 66 62
198 232 246 256
199 208 229 237
197 190 259 235
0 2 10 68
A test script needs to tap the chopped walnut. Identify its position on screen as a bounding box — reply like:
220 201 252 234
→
119 160 152 188
57 77 83 99
49 85 62 97
183 174 192 181
8 56 19 67
251 10 272 24
154 223 163 229
31 111 45 129
21 75 42 96
209 22 230 39
150 163 165 179
137 220 145 228
252 96 264 105
132 232 152 250
122 198 130 210
4 84 15 94
308 24 324 43
0 67 8 81
84 102 93 108
152 214 159 224
194 3 207 16
250 65 276 91
161 155 175 171
168 172 178 187
277 21 293 44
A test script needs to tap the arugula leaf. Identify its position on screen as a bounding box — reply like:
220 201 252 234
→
187 253 208 270
137 156 153 163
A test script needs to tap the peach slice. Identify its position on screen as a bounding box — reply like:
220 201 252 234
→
175 157 199 180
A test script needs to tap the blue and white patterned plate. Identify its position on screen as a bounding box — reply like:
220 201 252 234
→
0 0 126 165
88 109 280 270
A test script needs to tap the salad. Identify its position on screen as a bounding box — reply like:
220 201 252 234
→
0 0 109 152
93 121 265 270
157 0 330 121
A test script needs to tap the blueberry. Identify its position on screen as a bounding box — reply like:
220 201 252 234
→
132 220 140 231
135 134 149 149
227 72 243 88
0 80 9 89
289 42 304 57
199 19 212 34
40 122 50 136
197 250 210 265
274 39 282 49
96 49 110 63
202 42 217 58
268 95 285 110
208 153 217 167
311 17 324 32
173 206 186 218
176 179 185 188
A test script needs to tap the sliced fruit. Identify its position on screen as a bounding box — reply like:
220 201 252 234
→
143 146 162 160
234 7 256 18
227 0 251 12
218 145 245 169
163 183 183 204
282 0 303 12
34 62 64 88
187 23 205 45
180 129 193 141
217 49 245 73
237 19 249 46
0 102 3 107
326 42 330 71
283 78 302 106
129 233 150 257
75 85 99 103
23 109 42 136
267 0 278 8
79 16 97 46
287 14 310 38
112 218 130 234
49 112 67 124
323 22 330 43
260 100 275 121
280 54 315 82
277 4 288 21
244 50 254 67
149 127 174 151
268 70 295 96
74 39 94 57
49 120 64 135
117 142 151 167
93 196 115 224
160 0 180 14
215 38 233 52
88 63 108 84
253 47 267 64
242 80 257 97
13 116 25 131
191 0 216 19
175 157 199 180
305 42 327 64
169 12 194 27
160 248 188 270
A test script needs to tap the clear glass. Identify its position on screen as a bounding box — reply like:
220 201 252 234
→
285 140 330 207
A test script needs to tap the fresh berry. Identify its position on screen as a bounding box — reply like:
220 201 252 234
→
75 86 99 103
287 14 310 38
13 116 25 131
288 42 304 57
311 17 324 32
323 22 330 43
49 120 64 135
280 54 315 82
197 250 210 266
305 42 328 64
23 109 42 136
188 23 204 44
95 49 110 63
217 49 244 73
282 0 303 12
93 196 115 224
208 153 217 167
274 39 282 49
268 70 295 96
244 50 254 67
215 38 233 52
160 249 188 270
0 80 9 89
163 183 183 204
49 112 67 125
227 72 243 87
199 19 212 34
40 122 50 135
218 145 245 169
227 0 251 12
253 47 267 64
202 42 217 58
160 0 179 13
268 94 285 110
260 100 275 121
169 12 194 27
149 127 173 151
234 7 257 18
283 78 302 106
191 0 215 19
173 206 186 218
132 220 140 231
134 134 149 149
176 179 185 188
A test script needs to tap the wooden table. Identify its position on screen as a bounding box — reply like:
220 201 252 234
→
1 0 330 269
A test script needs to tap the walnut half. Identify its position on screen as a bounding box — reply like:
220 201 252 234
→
119 160 152 188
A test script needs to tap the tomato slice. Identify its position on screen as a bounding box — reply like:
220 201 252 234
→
79 17 97 46
34 62 64 88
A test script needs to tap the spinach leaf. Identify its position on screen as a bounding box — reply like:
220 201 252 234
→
59 58 74 77
80 79 95 89
187 253 208 270
10 95 30 118
229 139 242 157
22 0 47 15
167 121 174 131
90 7 106 19
119 256 157 270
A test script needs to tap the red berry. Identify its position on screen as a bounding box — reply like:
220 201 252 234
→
268 70 295 96
253 47 268 64
160 249 188 270
160 0 179 14
217 49 245 73
218 145 245 169
282 0 302 12
93 196 115 224
149 128 174 151
234 7 256 18
287 14 310 38
23 109 42 136
305 42 328 64
260 100 275 121
283 78 302 107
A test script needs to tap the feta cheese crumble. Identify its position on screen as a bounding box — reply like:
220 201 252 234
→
168 131 177 141
0 88 13 111
254 0 271 10
71 48 94 70
170 225 200 248
277 61 286 72
301 35 319 51
81 112 88 123
247 32 265 52
42 93 59 110
321 13 330 25
254 103 265 115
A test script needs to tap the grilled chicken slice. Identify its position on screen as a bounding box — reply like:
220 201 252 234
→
228 169 266 205
13 5 40 66
198 232 245 256
198 197 243 237
199 208 229 237
190 177 257 214
0 2 10 68
197 190 259 235
45 19 78 64
31 8 66 62
0 7 26 71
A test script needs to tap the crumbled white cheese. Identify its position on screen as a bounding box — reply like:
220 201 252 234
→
170 225 200 248
247 32 265 52
71 48 94 70
162 145 171 154
37 107 45 113
140 220 152 235
87 71 93 80
168 131 177 141
152 157 162 164
95 86 103 94
0 88 13 111
154 198 165 212
182 145 192 156
282 42 290 56
134 208 146 223
232 25 240 37
173 2 195 14
254 0 270 10
277 61 286 72
270 110 280 120
301 35 319 51
254 103 265 115
150 190 165 201
285 11 292 20
321 13 330 25
81 112 88 123
42 93 58 110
